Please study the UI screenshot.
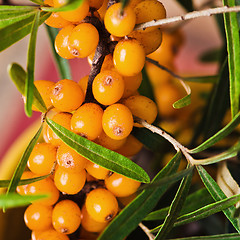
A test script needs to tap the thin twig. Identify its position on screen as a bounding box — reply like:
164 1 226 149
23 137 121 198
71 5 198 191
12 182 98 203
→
139 222 155 240
134 5 240 30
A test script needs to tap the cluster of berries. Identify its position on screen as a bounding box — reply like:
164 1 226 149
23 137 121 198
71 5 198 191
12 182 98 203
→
17 0 169 239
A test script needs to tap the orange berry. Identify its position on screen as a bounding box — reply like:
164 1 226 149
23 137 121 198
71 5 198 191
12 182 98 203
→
53 0 89 23
37 229 69 240
43 112 72 146
123 95 158 127
69 23 99 58
16 171 36 195
105 172 141 197
95 131 127 151
71 103 103 140
52 200 81 234
24 204 53 231
85 188 118 222
27 143 57 175
45 12 71 28
81 204 108 232
113 39 145 76
88 53 114 71
122 72 142 98
55 24 75 59
78 75 89 97
50 79 84 112
98 0 108 20
33 80 55 111
92 70 124 105
134 0 166 32
54 167 86 194
85 160 110 180
57 143 87 173
102 103 133 140
116 134 143 157
104 3 136 37
128 28 162 55
88 0 104 9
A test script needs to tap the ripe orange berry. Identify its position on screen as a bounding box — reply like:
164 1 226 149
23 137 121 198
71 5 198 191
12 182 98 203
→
45 12 71 28
85 188 118 222
113 39 145 76
116 134 143 157
105 172 141 197
81 204 108 232
37 229 70 240
95 131 127 151
57 143 87 173
98 0 108 20
85 160 110 180
122 72 142 98
50 79 84 112
154 83 182 118
24 204 53 231
102 103 133 140
92 70 124 105
128 28 162 55
88 53 114 71
27 143 57 175
55 24 75 59
53 0 89 23
123 95 158 127
69 23 99 58
104 3 136 37
31 230 43 240
134 0 166 32
43 112 72 146
88 0 104 9
78 75 89 97
52 200 81 234
71 103 103 140
33 80 55 111
16 171 36 195
54 167 86 194
19 173 60 206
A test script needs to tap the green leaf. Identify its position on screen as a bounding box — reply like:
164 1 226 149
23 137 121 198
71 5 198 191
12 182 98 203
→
154 166 193 239
8 63 47 113
0 6 37 28
223 0 240 118
138 67 155 101
173 93 191 109
183 75 218 83
199 48 223 63
6 124 43 194
0 11 51 52
167 233 240 240
144 188 213 221
189 110 240 154
45 25 72 79
0 174 50 188
175 0 194 11
46 118 150 183
0 193 48 209
121 0 130 9
25 10 40 117
29 0 44 4
98 152 182 240
196 165 240 232
41 0 84 12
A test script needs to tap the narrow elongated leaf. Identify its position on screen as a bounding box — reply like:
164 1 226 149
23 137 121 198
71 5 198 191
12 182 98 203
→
189 111 240 154
0 174 50 188
29 0 44 4
41 0 84 12
7 124 43 194
184 75 218 83
144 188 213 221
199 48 223 63
0 6 36 11
223 0 240 118
173 94 191 109
154 166 193 239
175 0 193 11
25 10 40 117
0 193 48 209
98 152 182 240
46 118 150 183
167 233 240 240
0 11 51 52
121 0 130 9
45 25 72 79
196 165 240 232
8 63 47 113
